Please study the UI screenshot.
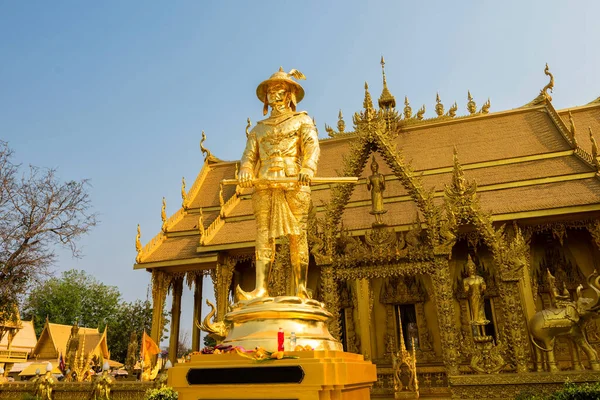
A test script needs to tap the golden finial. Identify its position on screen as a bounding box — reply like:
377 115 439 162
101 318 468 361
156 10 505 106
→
403 96 412 119
198 208 206 244
435 93 444 117
378 56 396 109
200 131 212 160
542 63 554 101
590 127 600 169
161 197 167 233
467 91 477 115
181 177 187 208
245 118 251 138
447 101 458 118
337 109 346 133
234 162 239 179
416 105 426 120
480 98 491 114
568 111 578 146
362 81 376 120
219 182 225 207
135 224 142 263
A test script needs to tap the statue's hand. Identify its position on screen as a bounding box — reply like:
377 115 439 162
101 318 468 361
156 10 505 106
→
239 170 254 188
298 168 314 186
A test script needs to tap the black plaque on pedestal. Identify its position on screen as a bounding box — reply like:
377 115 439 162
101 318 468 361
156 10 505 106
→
186 365 305 385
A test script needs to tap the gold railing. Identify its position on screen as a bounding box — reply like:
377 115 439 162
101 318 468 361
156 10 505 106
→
0 349 28 362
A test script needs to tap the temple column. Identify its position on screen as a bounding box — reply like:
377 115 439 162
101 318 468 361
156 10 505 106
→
210 257 235 321
191 273 203 352
353 278 373 360
150 270 171 345
430 258 460 376
498 269 531 373
168 276 184 364
320 266 341 341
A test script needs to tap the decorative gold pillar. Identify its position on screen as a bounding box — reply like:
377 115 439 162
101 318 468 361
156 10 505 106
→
320 266 341 340
151 270 171 345
353 278 373 360
210 257 235 321
430 259 460 376
498 271 531 373
168 276 184 364
191 273 203 352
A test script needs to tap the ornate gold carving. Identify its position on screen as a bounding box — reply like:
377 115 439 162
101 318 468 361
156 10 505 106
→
210 257 236 321
587 220 600 250
480 98 491 114
467 91 477 115
447 101 458 118
337 109 346 133
435 93 444 117
200 131 221 163
380 276 427 305
589 127 600 170
245 117 251 138
568 111 578 146
135 224 142 263
197 299 228 342
403 96 412 119
416 105 425 120
160 197 167 233
181 177 187 208
523 63 554 107
367 156 387 226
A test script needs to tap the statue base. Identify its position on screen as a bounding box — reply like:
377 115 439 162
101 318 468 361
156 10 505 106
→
222 296 343 351
168 351 377 400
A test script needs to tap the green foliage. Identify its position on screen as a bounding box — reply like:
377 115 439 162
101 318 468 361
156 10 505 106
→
23 269 121 337
106 298 154 362
144 386 179 400
22 270 169 363
516 380 600 400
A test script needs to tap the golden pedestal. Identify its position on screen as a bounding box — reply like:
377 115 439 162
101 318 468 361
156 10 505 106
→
222 296 342 351
168 351 377 400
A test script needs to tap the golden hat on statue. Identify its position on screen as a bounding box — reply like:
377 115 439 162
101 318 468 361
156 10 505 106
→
256 67 306 103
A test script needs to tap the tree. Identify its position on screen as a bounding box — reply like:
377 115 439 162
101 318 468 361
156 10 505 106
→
23 269 121 336
105 299 155 363
0 141 97 321
177 330 191 358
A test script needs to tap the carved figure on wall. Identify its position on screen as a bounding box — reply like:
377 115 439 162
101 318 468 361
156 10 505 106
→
366 155 386 226
463 255 489 336
236 67 320 301
35 367 55 400
547 269 571 308
530 270 600 372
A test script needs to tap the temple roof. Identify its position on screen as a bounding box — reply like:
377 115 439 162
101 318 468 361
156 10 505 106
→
0 320 37 354
134 97 600 270
31 321 106 361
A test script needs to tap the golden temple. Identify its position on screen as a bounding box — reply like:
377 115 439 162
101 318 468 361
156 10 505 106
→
134 61 600 399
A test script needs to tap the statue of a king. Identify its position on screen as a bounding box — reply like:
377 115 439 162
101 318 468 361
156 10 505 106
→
236 67 320 301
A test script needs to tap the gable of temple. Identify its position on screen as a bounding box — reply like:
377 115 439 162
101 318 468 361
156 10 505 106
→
31 320 105 361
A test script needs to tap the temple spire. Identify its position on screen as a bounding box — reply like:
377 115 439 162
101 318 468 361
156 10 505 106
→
378 56 396 109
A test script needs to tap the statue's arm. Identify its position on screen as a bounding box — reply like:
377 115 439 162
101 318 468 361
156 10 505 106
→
381 173 386 191
239 131 258 187
299 118 320 176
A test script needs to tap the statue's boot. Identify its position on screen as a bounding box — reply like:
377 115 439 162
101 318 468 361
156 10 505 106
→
236 260 270 301
294 260 310 299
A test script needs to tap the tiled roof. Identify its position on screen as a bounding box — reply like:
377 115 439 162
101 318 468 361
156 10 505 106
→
558 104 600 157
136 103 600 266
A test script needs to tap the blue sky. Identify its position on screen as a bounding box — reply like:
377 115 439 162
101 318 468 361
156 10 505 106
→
1 1 600 344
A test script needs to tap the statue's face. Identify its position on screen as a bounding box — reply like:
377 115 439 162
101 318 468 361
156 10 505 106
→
267 83 289 108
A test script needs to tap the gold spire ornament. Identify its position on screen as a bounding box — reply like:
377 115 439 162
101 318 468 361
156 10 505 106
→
541 63 554 101
435 92 444 117
181 177 187 208
198 208 205 245
161 197 167 233
467 91 477 115
568 111 578 146
590 127 600 170
363 82 376 120
404 96 412 119
337 109 346 133
378 56 396 109
135 224 142 263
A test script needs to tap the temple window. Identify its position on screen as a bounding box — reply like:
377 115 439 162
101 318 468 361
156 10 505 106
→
396 304 419 350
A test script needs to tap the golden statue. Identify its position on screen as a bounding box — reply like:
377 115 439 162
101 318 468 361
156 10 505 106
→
463 255 489 335
547 269 570 308
236 67 320 301
366 156 386 226
93 366 114 400
35 367 55 400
